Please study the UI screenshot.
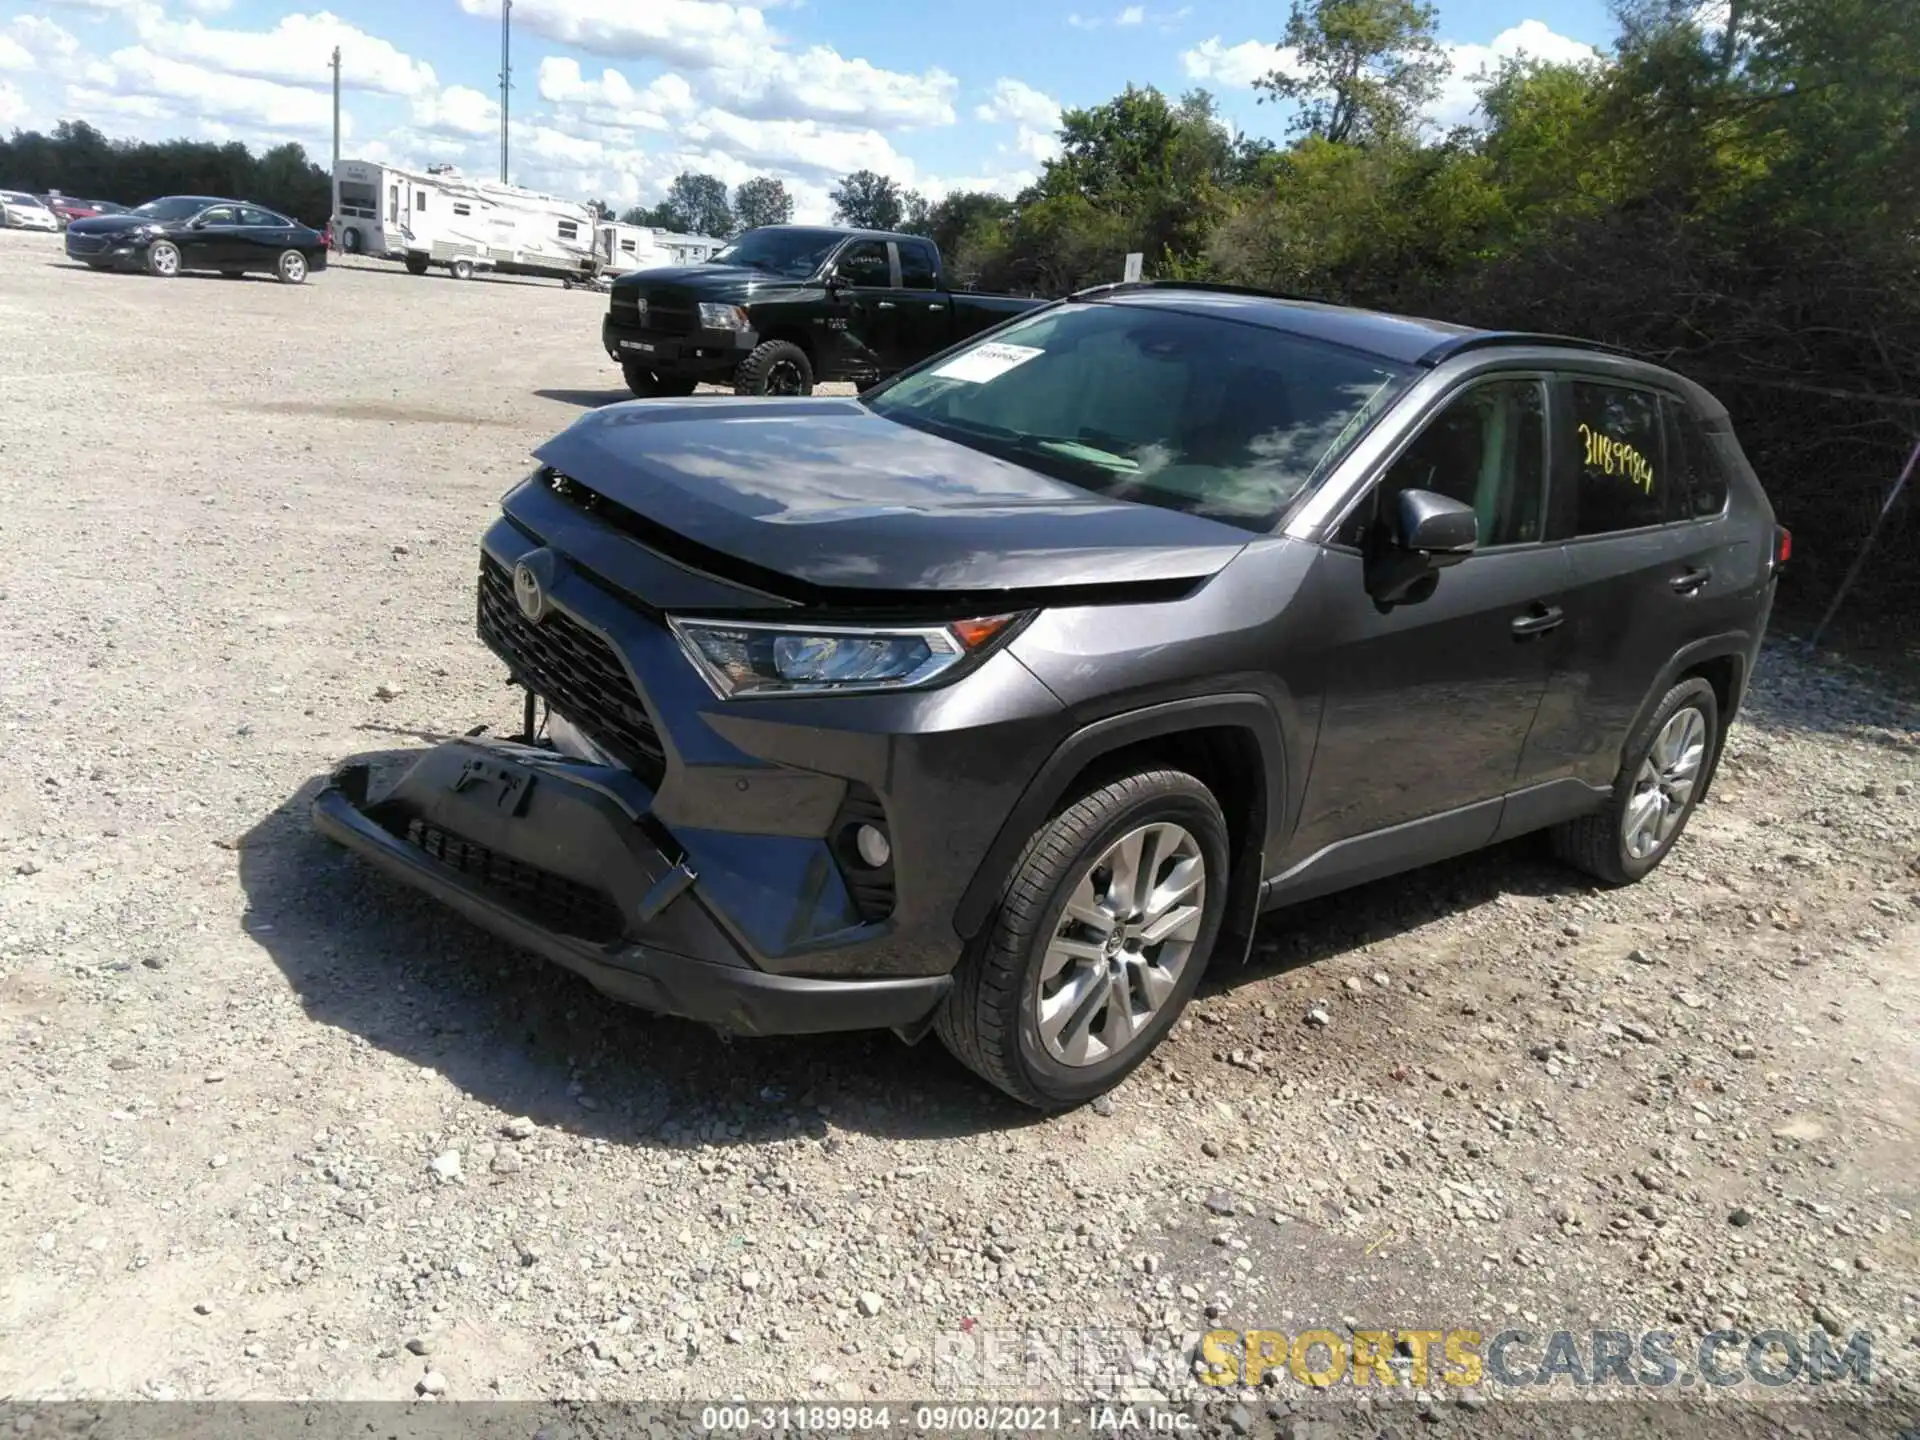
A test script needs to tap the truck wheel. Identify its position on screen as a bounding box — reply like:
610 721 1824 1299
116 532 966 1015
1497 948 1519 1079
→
341 227 363 254
621 361 698 399
1551 677 1719 886
935 768 1229 1110
450 258 476 281
404 253 429 276
734 339 814 397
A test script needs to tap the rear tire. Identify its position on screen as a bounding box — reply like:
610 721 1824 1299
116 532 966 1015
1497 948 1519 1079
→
275 249 308 284
621 361 697 399
404 253 430 276
1551 677 1718 886
450 258 475 281
733 339 814 397
935 769 1229 1110
341 227 363 254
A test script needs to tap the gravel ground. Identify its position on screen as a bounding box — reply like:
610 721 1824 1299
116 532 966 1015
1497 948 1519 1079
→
1 230 1917 1425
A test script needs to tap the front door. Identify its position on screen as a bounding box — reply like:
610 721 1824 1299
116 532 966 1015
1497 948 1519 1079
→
181 204 242 267
1285 376 1570 863
826 239 900 379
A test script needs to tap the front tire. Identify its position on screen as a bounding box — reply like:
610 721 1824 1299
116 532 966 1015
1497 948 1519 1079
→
936 769 1229 1110
146 241 181 278
734 339 814 397
621 361 698 399
275 249 308 284
1551 677 1718 885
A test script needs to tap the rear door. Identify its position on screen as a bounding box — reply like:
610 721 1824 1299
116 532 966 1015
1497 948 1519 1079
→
1530 374 1691 788
236 205 295 267
893 238 951 363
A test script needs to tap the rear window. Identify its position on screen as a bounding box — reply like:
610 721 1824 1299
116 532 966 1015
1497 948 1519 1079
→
1663 397 1733 519
866 301 1412 532
1569 380 1665 536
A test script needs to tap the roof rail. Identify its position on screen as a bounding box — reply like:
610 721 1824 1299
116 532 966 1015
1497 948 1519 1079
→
1415 330 1635 368
1070 278 1333 306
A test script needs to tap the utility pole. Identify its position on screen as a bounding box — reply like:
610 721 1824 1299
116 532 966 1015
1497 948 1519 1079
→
330 46 342 250
498 0 512 183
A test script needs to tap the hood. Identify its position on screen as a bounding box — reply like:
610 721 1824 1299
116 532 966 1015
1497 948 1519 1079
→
611 263 806 298
67 214 150 235
532 397 1249 596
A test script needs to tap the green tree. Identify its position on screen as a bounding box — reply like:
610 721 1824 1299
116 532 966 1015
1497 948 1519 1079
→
1254 0 1448 144
664 172 735 236
831 169 908 230
732 176 793 230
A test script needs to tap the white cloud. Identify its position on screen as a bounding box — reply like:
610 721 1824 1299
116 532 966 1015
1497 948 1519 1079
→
1117 5 1145 24
0 35 31 70
537 56 694 132
681 109 914 180
1433 20 1601 126
181 0 234 13
705 48 955 129
0 80 24 125
461 0 773 72
1068 4 1176 28
130 10 438 98
1181 36 1293 88
71 45 342 135
12 16 83 63
409 83 499 140
975 78 1061 164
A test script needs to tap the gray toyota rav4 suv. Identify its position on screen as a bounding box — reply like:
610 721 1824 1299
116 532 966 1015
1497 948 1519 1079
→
316 281 1786 1109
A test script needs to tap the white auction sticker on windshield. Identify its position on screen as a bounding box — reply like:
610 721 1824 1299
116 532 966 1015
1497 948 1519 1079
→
932 342 1045 383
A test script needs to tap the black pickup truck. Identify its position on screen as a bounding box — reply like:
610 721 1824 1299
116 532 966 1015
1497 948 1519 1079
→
601 224 1042 397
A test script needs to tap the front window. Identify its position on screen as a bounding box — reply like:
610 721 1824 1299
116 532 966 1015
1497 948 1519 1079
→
866 302 1411 532
707 227 843 279
131 197 213 222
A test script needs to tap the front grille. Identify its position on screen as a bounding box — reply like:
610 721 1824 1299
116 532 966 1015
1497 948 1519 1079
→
477 556 668 786
67 234 108 255
637 289 696 335
405 819 625 943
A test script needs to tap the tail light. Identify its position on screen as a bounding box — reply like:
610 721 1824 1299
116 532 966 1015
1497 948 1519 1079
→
1773 525 1792 568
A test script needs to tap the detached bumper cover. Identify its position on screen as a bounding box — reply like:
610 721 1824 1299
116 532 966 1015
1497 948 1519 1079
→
311 740 949 1036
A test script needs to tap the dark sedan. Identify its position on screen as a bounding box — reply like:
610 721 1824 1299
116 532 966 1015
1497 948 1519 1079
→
65 195 327 283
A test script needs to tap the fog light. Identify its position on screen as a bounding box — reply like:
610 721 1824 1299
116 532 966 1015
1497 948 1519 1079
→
854 823 891 869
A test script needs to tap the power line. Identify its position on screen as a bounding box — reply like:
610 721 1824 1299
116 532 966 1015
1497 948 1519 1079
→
330 46 341 249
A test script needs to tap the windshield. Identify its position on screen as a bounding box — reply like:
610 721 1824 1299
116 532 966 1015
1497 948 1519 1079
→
866 302 1412 532
2 192 43 206
131 197 212 221
707 227 843 279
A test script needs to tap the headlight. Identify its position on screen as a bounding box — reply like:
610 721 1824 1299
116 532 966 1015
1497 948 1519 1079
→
669 615 1020 698
698 302 751 331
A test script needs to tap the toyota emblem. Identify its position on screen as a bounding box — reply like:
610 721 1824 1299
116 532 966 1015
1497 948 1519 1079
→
512 560 548 623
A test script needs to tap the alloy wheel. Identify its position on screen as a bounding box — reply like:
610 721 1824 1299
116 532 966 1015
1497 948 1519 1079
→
1623 706 1707 859
282 253 306 282
1034 822 1207 1067
767 360 804 395
151 243 179 276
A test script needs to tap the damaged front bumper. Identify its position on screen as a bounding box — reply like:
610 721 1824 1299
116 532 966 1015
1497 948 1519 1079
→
310 738 951 1036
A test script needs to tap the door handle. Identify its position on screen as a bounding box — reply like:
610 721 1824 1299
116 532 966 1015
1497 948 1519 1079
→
1510 604 1565 638
929 303 944 311
877 301 896 310
1669 566 1712 595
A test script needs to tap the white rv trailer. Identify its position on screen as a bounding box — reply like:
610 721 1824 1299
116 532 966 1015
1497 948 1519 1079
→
594 221 674 276
334 160 598 283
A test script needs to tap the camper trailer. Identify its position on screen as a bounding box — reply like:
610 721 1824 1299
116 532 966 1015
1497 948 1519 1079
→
594 221 674 276
334 160 598 283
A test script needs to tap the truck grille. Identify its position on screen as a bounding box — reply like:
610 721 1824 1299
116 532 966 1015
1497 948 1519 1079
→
477 555 668 786
405 818 625 943
636 289 696 334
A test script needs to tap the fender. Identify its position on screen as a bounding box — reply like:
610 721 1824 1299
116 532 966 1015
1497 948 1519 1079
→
952 694 1289 968
1623 629 1757 799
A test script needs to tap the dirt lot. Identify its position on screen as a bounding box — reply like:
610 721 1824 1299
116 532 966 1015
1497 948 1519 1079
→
1 228 1916 1423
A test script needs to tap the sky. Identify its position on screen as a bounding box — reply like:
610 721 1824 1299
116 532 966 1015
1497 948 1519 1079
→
0 0 1612 222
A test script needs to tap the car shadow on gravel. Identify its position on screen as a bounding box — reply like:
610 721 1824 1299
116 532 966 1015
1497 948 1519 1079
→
237 768 1047 1147
534 387 634 409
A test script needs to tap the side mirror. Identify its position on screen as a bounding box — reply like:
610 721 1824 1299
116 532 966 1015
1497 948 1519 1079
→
1397 488 1478 565
1364 489 1478 608
190 218 209 229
